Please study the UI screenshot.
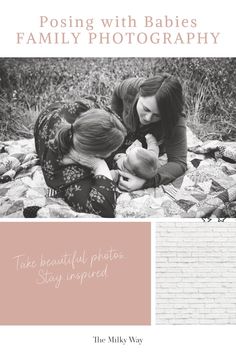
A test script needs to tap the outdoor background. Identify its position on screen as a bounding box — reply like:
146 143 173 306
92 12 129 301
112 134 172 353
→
0 57 235 142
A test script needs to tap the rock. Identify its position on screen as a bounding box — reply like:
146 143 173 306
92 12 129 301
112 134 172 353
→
23 206 42 218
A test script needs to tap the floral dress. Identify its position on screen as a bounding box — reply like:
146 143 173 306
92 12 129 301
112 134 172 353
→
34 99 116 218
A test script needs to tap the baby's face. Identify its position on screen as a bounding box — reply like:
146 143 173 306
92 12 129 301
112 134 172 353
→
116 147 143 173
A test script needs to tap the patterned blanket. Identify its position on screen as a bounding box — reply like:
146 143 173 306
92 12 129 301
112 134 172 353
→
1 130 236 218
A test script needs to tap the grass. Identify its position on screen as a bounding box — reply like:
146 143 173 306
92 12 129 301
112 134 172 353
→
0 57 235 142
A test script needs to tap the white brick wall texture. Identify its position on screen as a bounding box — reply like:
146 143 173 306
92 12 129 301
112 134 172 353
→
155 221 236 324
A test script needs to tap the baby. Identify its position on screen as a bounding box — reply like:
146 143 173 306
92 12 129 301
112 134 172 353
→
111 134 161 182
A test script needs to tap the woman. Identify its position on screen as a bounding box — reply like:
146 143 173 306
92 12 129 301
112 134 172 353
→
111 73 187 192
34 99 126 218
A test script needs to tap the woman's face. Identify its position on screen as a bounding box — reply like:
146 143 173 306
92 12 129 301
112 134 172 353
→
95 145 121 159
136 95 161 126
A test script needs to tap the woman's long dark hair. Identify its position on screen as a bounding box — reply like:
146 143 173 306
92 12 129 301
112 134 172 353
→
139 73 184 139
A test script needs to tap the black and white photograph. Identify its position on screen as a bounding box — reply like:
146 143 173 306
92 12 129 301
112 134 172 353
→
0 57 236 218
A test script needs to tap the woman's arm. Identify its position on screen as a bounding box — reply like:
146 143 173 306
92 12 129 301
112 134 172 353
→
63 175 116 218
68 153 113 180
145 118 187 187
62 157 116 217
145 134 160 156
92 159 112 180
118 118 187 191
42 151 116 217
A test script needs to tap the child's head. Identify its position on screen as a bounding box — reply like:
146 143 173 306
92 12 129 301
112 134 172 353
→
55 109 127 158
118 147 158 179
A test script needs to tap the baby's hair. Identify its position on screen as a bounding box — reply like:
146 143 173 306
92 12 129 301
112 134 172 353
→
129 149 158 179
55 108 127 157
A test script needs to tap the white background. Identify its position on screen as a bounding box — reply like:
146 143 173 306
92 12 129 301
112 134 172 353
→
0 0 236 352
0 0 235 56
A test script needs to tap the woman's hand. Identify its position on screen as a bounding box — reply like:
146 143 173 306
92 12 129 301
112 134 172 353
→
62 149 112 180
118 170 146 192
76 153 103 170
64 149 102 169
114 153 126 161
78 154 113 180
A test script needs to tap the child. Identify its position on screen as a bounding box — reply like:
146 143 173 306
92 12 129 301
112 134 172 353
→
111 134 161 182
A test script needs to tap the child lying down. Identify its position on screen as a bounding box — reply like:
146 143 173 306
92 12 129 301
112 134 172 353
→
111 134 162 183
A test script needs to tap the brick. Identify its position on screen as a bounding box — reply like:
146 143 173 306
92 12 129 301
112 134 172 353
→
155 222 236 325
